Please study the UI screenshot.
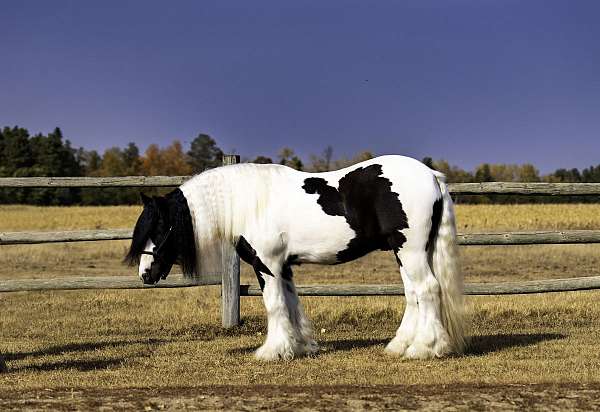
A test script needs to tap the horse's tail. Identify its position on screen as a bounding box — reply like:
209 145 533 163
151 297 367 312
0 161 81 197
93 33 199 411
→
432 171 467 354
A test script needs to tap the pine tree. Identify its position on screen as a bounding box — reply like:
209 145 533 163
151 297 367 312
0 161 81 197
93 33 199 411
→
187 134 223 173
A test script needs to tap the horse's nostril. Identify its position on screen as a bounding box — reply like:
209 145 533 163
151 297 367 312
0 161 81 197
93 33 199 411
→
142 271 152 284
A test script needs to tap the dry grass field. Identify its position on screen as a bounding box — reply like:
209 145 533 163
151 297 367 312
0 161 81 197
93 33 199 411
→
2 204 600 409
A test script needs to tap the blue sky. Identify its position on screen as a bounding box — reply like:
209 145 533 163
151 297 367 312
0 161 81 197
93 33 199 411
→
1 1 599 173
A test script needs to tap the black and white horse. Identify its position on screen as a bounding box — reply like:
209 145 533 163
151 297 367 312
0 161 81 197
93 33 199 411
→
125 155 466 360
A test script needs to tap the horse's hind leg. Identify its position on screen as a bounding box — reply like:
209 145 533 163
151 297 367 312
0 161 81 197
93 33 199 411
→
255 259 316 361
385 263 418 356
389 250 452 359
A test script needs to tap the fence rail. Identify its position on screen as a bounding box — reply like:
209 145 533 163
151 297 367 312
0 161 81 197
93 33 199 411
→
242 275 600 296
1 169 600 334
0 274 217 292
2 177 600 195
2 229 600 246
1 275 599 295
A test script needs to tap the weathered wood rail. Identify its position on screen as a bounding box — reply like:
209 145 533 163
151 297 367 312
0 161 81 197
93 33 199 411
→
1 165 600 332
0 274 217 292
1 275 599 295
3 229 600 246
3 178 600 195
241 275 600 296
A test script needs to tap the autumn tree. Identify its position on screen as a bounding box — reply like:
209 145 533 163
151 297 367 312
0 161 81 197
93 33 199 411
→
160 140 193 175
142 144 162 176
517 164 540 182
141 140 192 176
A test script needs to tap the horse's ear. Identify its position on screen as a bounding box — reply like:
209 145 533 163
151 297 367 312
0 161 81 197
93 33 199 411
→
140 193 152 206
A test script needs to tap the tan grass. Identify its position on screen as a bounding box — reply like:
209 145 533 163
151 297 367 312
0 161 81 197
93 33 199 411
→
1 204 600 389
1 288 599 387
0 205 141 231
456 203 600 232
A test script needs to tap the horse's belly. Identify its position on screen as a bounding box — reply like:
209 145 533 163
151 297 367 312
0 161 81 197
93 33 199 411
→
288 215 356 265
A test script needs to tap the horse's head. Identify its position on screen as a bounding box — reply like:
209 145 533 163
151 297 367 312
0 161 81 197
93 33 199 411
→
124 191 196 284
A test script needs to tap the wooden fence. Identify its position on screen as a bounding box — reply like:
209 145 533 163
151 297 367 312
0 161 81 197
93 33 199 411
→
2 159 600 329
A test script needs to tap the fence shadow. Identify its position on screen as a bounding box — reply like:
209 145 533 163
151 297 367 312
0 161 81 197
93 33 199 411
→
3 338 172 373
3 338 168 362
467 332 566 356
12 358 125 372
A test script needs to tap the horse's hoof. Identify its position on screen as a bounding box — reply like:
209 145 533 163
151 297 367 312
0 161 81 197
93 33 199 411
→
254 343 295 361
404 343 435 360
384 339 410 356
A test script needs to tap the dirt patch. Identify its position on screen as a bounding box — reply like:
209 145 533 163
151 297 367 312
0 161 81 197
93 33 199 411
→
2 384 600 411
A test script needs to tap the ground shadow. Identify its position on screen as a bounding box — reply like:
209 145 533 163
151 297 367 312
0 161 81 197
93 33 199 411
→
322 338 388 352
229 334 566 357
227 345 257 355
228 338 389 356
12 358 125 372
467 333 566 356
180 316 265 340
4 338 169 362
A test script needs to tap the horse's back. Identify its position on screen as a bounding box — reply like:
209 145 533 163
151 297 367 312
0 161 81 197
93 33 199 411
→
283 155 442 263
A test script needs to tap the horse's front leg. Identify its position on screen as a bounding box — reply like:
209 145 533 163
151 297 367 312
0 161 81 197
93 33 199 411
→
255 259 316 361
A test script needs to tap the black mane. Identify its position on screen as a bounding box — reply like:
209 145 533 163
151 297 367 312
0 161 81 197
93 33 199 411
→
124 189 197 277
166 189 197 277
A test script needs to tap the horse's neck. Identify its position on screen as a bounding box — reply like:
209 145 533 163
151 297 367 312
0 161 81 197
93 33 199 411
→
183 164 296 244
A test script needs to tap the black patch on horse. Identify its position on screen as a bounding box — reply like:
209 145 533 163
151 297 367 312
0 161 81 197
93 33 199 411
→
235 236 274 291
302 178 345 216
426 197 443 252
302 164 409 263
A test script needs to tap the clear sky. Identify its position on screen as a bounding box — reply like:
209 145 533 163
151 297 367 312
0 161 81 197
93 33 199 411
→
1 0 599 173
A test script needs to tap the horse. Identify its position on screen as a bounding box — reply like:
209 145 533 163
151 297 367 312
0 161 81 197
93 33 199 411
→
125 155 466 360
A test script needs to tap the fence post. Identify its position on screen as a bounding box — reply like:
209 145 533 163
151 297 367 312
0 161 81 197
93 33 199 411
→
221 154 241 327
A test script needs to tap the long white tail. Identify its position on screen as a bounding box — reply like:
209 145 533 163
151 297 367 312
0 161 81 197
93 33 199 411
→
432 171 467 354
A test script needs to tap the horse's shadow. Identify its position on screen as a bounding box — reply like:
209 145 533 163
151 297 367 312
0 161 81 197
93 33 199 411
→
228 333 566 357
3 338 170 372
3 330 566 370
467 332 566 356
228 338 389 356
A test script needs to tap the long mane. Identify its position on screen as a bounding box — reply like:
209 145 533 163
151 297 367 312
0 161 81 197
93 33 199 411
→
166 189 197 277
181 164 279 280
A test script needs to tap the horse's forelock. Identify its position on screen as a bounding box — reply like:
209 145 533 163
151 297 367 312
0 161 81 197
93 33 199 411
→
124 201 157 266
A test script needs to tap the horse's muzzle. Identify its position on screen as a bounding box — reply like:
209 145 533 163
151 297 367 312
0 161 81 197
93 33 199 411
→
141 270 159 285
141 262 172 285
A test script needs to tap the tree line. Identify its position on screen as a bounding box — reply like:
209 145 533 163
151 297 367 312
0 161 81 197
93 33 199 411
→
1 125 599 205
